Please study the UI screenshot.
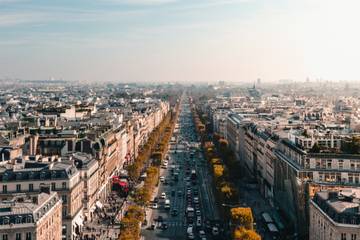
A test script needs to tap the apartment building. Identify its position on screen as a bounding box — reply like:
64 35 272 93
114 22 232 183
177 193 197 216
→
0 191 62 240
310 189 360 240
72 152 99 222
0 159 84 240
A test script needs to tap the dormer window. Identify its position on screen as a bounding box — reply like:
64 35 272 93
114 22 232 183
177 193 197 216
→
15 216 22 224
3 172 9 181
26 215 32 223
3 217 9 224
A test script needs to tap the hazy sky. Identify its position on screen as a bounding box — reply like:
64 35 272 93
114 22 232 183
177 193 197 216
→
1 0 360 83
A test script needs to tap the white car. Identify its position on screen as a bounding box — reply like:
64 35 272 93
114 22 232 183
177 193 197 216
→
161 192 166 199
160 176 165 182
151 203 158 209
199 230 206 238
196 217 202 227
212 227 219 235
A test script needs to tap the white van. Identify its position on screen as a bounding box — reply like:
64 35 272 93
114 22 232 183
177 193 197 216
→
164 199 170 210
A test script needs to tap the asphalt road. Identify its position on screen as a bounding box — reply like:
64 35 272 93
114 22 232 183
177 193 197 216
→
142 99 219 240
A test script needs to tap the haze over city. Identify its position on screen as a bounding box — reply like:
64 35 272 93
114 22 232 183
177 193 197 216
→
2 2 360 240
1 0 360 83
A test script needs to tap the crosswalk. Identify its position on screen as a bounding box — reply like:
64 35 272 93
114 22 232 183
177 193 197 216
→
154 221 187 228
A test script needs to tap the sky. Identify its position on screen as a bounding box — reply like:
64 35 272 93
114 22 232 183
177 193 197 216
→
1 0 360 83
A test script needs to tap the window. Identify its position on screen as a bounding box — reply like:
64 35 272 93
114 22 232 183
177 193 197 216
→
51 182 56 191
339 160 344 169
62 182 66 189
3 217 9 224
25 232 31 240
29 184 33 192
2 234 8 240
15 216 21 224
16 233 21 240
62 195 67 204
16 184 21 192
62 207 67 217
2 185 7 193
352 234 357 240
342 233 347 240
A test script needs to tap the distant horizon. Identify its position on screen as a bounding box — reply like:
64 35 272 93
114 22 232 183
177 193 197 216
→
1 0 360 83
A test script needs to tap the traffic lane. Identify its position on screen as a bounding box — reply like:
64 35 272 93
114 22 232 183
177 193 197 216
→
160 135 188 237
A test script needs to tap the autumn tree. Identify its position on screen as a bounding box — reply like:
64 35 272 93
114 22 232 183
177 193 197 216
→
234 227 261 240
231 207 254 230
213 164 224 178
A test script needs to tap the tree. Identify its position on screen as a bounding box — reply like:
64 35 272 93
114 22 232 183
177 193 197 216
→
218 138 229 156
234 227 261 240
231 207 254 230
211 158 221 165
213 164 224 178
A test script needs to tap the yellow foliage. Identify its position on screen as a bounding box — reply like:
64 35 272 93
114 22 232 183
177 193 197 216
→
234 227 261 240
211 158 221 165
213 164 224 178
231 207 254 230
221 184 232 197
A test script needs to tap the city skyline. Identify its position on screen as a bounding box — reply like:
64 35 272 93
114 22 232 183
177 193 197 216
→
1 0 360 83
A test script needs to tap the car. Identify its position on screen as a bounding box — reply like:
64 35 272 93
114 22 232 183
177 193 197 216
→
153 197 159 203
151 203 158 209
171 209 178 216
199 230 206 238
161 192 166 199
193 197 199 204
187 233 195 239
196 210 201 216
161 223 168 230
196 217 202 227
148 223 155 230
160 176 165 182
171 190 175 196
164 179 169 185
177 191 182 196
193 189 199 195
156 216 163 222
212 227 219 235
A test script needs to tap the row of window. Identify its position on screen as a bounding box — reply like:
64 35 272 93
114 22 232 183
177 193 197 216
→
1 182 67 193
2 233 32 240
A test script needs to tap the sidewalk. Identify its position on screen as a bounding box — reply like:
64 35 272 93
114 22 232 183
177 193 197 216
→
237 181 274 240
143 161 167 228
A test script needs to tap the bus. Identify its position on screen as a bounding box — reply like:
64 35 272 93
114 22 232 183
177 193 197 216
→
111 176 129 197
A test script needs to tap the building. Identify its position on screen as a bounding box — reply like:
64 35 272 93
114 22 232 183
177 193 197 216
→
0 158 84 240
0 191 62 240
310 189 360 240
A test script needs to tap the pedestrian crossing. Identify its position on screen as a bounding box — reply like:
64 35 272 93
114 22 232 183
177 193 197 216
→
154 221 187 227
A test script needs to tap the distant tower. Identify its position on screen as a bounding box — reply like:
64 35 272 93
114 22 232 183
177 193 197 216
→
257 78 261 85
